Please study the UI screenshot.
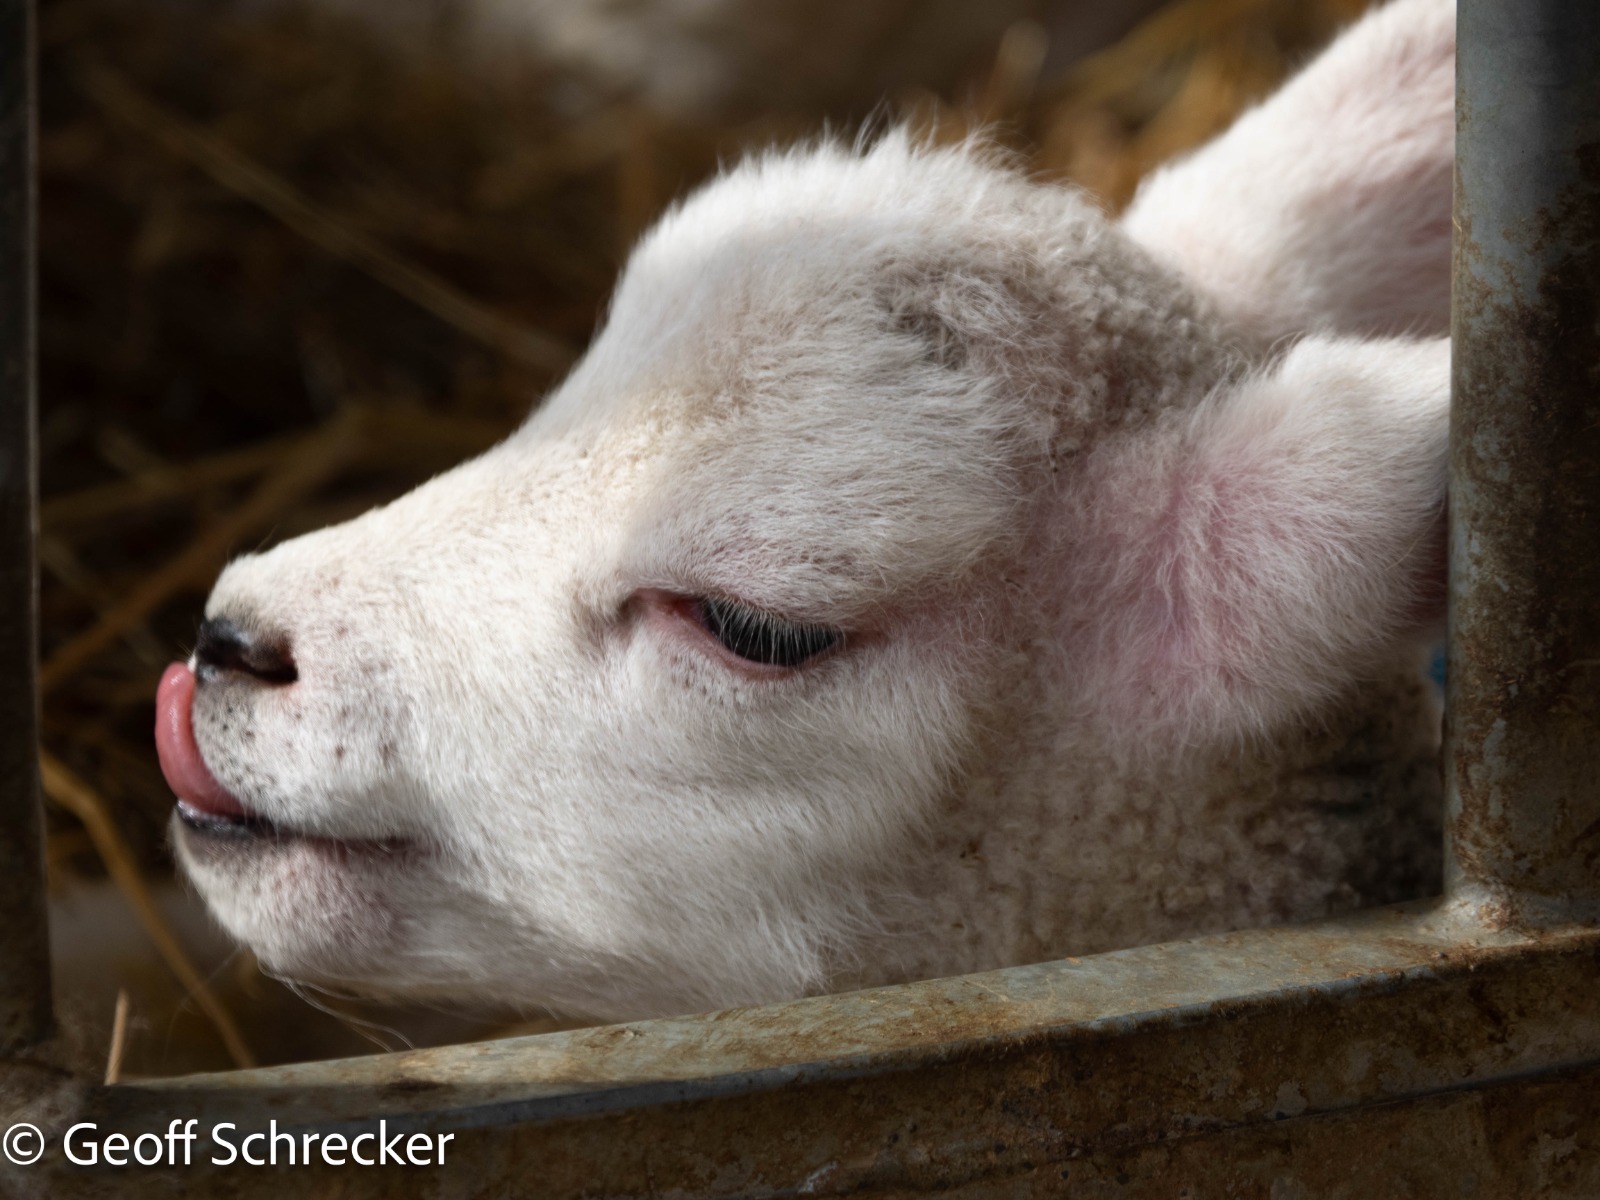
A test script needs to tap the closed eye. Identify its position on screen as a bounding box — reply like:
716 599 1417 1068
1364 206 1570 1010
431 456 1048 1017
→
690 596 843 669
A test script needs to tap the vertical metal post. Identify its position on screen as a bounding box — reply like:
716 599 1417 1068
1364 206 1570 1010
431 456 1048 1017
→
0 0 52 1052
1448 0 1600 924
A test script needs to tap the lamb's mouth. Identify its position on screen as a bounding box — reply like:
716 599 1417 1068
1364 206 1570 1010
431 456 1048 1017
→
159 660 414 856
174 799 413 855
175 798 281 839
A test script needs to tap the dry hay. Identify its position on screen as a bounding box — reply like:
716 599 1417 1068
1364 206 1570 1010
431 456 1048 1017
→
36 0 1377 1077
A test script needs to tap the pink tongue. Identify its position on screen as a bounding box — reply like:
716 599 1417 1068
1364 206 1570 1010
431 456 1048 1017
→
155 662 248 817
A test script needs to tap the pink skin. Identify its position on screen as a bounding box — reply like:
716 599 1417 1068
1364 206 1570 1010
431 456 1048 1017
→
155 662 249 818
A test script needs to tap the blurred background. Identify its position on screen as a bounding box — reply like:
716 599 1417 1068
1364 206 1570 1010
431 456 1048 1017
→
35 0 1375 1078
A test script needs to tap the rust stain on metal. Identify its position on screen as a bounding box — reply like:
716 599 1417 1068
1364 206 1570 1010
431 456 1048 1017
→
43 907 1596 1197
1447 0 1600 924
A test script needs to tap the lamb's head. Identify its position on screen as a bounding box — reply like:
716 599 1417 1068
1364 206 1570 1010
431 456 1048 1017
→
164 140 1220 1018
162 0 1458 1021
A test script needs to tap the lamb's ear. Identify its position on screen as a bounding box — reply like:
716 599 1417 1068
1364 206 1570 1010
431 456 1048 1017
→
1060 336 1449 751
1120 0 1455 340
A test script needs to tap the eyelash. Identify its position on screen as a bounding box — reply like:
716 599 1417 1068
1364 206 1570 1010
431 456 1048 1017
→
690 596 843 669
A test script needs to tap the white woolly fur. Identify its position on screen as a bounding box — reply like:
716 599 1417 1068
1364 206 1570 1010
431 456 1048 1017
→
177 0 1458 1022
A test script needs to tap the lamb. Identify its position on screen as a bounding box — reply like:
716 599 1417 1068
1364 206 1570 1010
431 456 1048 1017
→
156 0 1457 1024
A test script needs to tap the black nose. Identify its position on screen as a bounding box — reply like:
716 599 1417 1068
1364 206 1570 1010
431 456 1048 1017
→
194 618 298 685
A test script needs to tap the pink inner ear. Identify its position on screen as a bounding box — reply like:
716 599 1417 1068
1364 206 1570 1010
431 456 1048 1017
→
1055 379 1446 750
1064 438 1276 737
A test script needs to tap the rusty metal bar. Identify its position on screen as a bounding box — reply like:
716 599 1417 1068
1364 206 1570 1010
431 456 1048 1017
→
49 905 1598 1195
1446 0 1600 925
0 0 51 1055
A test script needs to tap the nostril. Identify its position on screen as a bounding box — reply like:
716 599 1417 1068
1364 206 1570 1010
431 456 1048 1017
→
194 617 298 685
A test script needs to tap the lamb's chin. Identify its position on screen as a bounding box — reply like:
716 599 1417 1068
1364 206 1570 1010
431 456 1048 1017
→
171 810 411 983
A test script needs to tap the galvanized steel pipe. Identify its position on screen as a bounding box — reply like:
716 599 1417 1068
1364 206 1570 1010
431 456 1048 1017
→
1448 0 1600 923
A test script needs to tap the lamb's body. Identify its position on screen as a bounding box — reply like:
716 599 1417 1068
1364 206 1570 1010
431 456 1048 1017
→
162 0 1457 1022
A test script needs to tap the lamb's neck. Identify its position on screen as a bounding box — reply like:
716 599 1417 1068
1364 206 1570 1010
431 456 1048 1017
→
835 661 1444 993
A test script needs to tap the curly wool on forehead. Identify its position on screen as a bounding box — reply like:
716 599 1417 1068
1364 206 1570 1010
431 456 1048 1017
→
645 131 1100 259
557 131 1244 440
601 133 1105 350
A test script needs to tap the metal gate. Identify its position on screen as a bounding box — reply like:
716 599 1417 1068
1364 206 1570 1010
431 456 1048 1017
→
3 0 1598 1194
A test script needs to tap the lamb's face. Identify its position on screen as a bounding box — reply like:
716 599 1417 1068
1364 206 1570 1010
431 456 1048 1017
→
167 142 1127 1019
171 440 980 1019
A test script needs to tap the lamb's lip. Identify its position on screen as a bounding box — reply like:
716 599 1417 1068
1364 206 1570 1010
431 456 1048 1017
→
173 799 414 855
175 798 278 838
